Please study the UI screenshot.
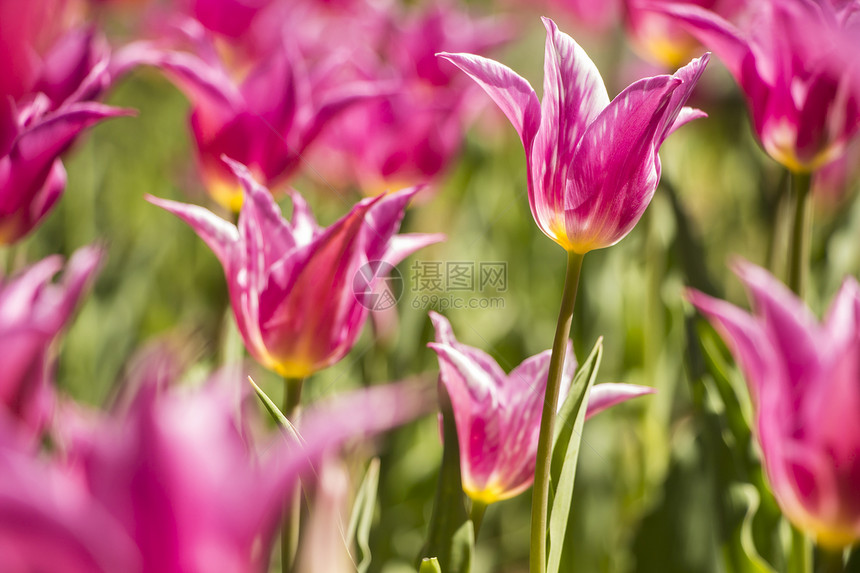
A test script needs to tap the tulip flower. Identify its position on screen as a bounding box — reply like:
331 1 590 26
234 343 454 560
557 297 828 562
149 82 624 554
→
316 2 511 193
148 158 443 379
649 0 860 173
689 262 860 548
0 246 101 439
428 311 655 504
0 355 431 572
1 98 129 245
623 0 746 68
439 18 708 254
120 32 380 211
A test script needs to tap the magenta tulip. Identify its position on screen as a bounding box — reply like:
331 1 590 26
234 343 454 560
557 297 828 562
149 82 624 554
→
623 0 746 68
0 357 430 572
120 34 380 210
428 311 655 503
148 158 443 377
0 246 101 439
439 18 708 253
689 262 860 548
316 2 511 193
0 98 129 245
649 0 860 172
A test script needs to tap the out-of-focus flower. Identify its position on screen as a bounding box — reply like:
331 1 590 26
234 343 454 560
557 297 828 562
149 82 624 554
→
295 462 354 573
0 0 82 102
316 2 511 194
428 312 654 504
119 27 381 211
0 420 140 573
0 246 101 440
623 0 746 69
0 354 431 572
439 18 708 254
545 0 622 33
0 97 129 245
689 262 860 548
148 158 443 378
189 0 275 40
649 0 860 173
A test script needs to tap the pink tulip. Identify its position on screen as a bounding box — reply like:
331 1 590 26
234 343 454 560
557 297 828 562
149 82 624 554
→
439 18 708 253
0 420 140 573
623 0 746 68
0 246 101 440
316 2 511 192
119 30 381 210
689 262 860 548
649 0 860 172
1 97 129 245
428 312 655 504
148 158 443 378
0 356 431 572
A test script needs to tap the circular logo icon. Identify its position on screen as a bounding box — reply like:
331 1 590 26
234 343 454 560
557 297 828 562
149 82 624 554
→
352 260 403 311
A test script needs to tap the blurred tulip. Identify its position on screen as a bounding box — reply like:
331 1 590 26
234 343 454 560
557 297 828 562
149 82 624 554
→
689 262 860 548
545 0 621 32
0 0 81 102
316 2 511 193
439 18 708 253
0 353 431 572
428 312 654 504
190 0 275 40
294 462 354 573
148 158 443 378
623 0 746 68
0 420 140 573
0 246 101 440
120 30 381 211
0 97 130 245
649 0 860 173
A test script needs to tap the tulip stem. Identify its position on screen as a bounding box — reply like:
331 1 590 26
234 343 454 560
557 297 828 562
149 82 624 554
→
787 171 812 296
790 526 813 573
281 377 304 573
529 250 585 573
470 500 488 539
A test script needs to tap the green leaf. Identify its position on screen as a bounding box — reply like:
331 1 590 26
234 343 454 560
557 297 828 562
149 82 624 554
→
546 337 603 573
248 377 302 444
730 484 778 573
419 557 443 573
347 458 381 573
420 384 472 573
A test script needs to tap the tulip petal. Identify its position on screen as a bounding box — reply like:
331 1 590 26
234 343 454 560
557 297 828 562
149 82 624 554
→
428 312 508 383
658 54 711 145
383 233 446 268
585 383 655 419
9 103 131 193
645 2 750 81
531 18 609 234
436 52 541 151
565 75 681 252
687 288 773 402
145 195 239 267
733 261 824 391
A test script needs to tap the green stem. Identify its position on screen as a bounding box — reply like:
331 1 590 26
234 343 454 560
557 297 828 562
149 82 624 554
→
281 377 304 573
470 500 488 540
817 549 845 573
787 171 813 296
529 250 585 573
790 526 813 573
